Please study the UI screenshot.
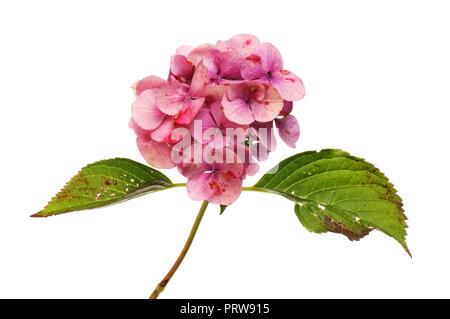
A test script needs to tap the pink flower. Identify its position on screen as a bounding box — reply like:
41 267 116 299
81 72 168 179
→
181 146 244 205
190 101 247 149
241 43 306 101
131 89 176 143
130 34 306 206
154 81 205 125
222 81 283 125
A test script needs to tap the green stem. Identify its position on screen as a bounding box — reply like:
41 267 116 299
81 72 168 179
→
149 200 209 299
168 183 186 189
242 186 273 194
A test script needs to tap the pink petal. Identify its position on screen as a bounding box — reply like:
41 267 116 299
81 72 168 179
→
250 140 271 162
129 118 152 141
203 83 227 100
245 162 260 177
208 172 243 205
222 96 254 125
178 161 207 179
170 55 194 82
209 148 244 177
275 114 300 148
151 117 174 143
249 86 283 122
131 90 165 130
187 45 219 77
280 100 293 116
241 54 266 80
154 82 188 116
241 43 283 80
176 45 194 57
189 61 211 97
211 101 248 131
258 43 284 74
186 149 244 205
174 98 205 125
225 82 248 100
216 51 243 79
136 138 176 169
271 70 306 101
134 75 166 96
189 107 216 143
186 172 216 202
227 34 260 56
207 131 228 149
250 121 277 152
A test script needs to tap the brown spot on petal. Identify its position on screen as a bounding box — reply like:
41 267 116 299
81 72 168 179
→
245 54 261 63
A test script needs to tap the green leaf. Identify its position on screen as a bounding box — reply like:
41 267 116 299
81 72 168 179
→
32 158 173 217
254 149 410 256
219 205 227 215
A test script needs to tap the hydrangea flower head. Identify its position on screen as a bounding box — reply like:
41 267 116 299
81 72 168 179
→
130 34 305 205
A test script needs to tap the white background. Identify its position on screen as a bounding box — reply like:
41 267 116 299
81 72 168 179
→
1 0 449 298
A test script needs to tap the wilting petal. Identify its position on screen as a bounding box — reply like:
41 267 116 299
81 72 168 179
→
136 138 176 169
174 98 205 125
131 90 165 130
134 75 166 96
271 70 306 101
275 114 300 148
249 86 283 122
208 172 243 205
151 117 174 142
170 55 194 82
176 45 194 57
216 51 243 79
129 118 152 141
155 82 188 116
280 100 293 116
222 96 254 125
189 61 211 97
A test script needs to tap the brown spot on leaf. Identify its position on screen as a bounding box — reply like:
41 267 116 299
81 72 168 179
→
322 215 370 241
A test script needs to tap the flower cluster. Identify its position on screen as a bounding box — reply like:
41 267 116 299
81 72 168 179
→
130 34 305 205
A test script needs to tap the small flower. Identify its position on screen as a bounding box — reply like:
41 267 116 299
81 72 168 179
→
181 146 244 205
241 43 306 101
222 81 283 125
